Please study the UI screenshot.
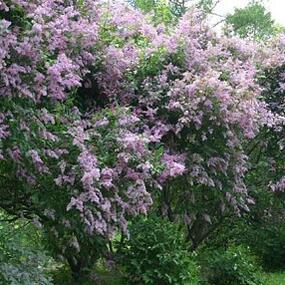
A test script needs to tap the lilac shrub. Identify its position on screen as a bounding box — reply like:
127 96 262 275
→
126 11 282 247
256 37 285 195
0 0 164 278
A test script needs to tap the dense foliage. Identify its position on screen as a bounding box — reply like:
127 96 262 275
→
119 216 200 285
198 245 263 285
224 0 280 40
0 215 53 285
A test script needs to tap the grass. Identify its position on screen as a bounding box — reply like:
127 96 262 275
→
263 272 285 285
51 262 285 285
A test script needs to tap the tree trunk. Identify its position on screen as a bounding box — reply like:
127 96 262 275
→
67 257 87 284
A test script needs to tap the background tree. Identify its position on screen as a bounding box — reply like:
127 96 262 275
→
127 0 174 23
196 0 220 13
128 0 221 18
224 0 283 40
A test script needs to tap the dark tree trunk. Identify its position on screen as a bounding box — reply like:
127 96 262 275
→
67 257 87 284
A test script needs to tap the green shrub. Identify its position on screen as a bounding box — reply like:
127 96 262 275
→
205 216 285 271
118 216 200 285
199 245 264 285
241 225 285 271
0 217 53 285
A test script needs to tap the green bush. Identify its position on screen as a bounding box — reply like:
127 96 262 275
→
118 216 200 285
204 215 285 271
199 245 264 285
0 217 53 285
244 225 285 271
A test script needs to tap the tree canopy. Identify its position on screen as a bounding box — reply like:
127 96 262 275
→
224 0 282 40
